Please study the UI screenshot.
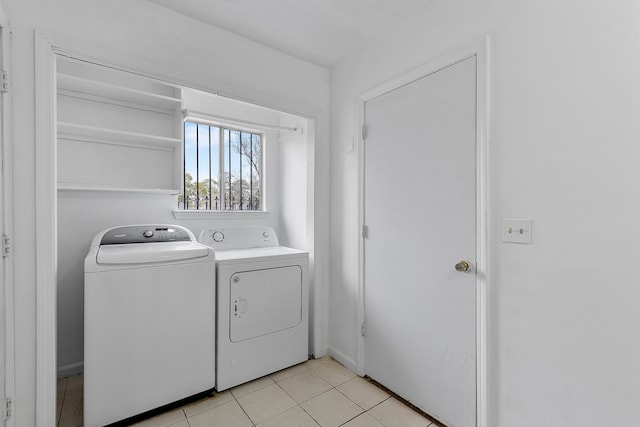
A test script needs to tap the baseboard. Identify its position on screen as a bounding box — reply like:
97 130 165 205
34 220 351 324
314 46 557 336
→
57 361 83 378
311 345 329 359
328 346 357 373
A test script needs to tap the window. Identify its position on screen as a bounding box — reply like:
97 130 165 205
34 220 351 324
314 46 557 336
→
179 122 263 211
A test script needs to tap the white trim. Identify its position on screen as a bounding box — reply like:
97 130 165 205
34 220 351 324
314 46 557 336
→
1 8 15 427
172 210 271 220
355 102 366 376
35 31 58 427
306 121 326 358
57 122 182 149
35 31 324 425
184 109 299 133
356 36 490 427
475 38 490 427
359 38 484 102
328 346 357 372
57 184 180 195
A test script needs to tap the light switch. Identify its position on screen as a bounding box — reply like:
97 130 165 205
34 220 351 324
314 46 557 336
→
502 219 532 244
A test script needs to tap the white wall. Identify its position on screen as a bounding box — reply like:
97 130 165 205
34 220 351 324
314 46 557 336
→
57 193 175 376
278 125 309 251
330 0 640 426
7 0 330 424
278 116 315 353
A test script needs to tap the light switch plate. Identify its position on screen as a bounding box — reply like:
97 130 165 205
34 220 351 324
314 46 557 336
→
502 219 532 244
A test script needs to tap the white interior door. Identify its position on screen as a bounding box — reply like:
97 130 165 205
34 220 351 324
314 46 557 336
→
364 56 477 427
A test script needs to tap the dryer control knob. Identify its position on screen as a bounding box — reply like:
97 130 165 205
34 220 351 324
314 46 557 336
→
212 231 224 242
263 231 270 238
142 230 154 238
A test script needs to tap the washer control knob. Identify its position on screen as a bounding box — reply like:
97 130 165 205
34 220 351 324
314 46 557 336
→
142 230 154 238
212 231 224 242
263 231 270 238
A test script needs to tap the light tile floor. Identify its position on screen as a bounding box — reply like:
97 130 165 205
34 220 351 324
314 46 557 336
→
57 357 442 427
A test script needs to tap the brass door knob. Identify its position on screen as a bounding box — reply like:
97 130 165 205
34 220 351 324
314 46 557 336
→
455 260 471 272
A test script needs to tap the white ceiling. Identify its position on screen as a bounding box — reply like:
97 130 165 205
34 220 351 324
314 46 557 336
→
147 0 438 67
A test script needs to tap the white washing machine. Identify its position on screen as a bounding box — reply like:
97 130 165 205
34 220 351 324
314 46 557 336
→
199 226 309 391
84 225 216 427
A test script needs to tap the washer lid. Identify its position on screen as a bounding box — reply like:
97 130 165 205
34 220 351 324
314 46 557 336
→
96 241 210 264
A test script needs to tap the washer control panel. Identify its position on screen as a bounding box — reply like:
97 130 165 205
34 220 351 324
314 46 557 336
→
100 225 192 245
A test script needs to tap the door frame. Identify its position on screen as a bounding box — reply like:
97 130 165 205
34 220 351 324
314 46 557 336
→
356 37 490 427
1 7 14 427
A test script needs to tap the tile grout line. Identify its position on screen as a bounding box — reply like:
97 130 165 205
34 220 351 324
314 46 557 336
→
364 397 394 427
271 360 372 427
57 378 68 427
232 390 257 426
366 395 392 411
269 380 306 425
330 386 366 426
296 402 323 427
248 364 338 426
282 378 333 427
368 396 438 427
181 408 191 427
232 363 319 426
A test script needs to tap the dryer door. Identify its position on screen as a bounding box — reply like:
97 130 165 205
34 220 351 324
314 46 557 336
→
229 265 302 342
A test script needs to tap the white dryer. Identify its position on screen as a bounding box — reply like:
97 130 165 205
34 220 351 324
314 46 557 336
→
199 226 309 391
84 225 215 426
